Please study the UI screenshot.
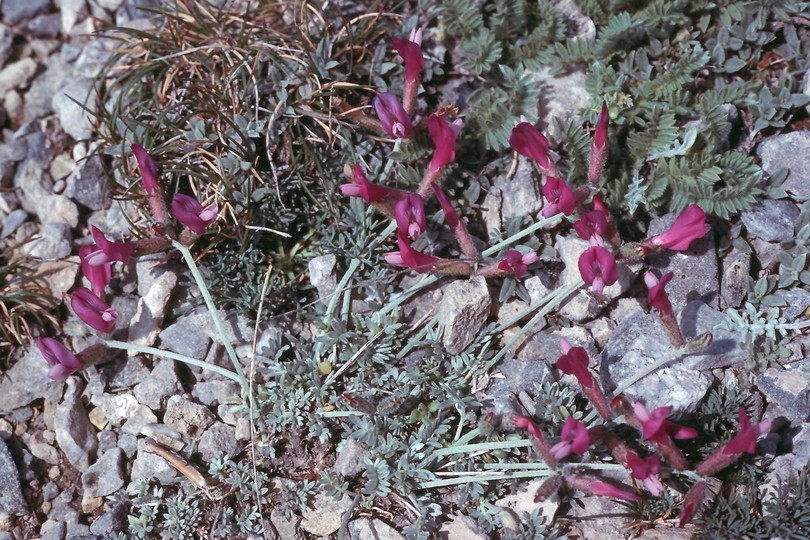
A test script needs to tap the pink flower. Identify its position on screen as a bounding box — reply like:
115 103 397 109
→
71 287 118 333
555 338 594 389
172 194 218 234
36 338 83 380
633 402 697 446
391 27 424 83
428 115 462 172
723 408 772 455
432 185 459 228
373 93 413 138
84 226 136 266
626 451 665 496
573 210 608 244
588 480 642 502
394 194 426 241
509 122 552 173
512 415 544 441
588 101 609 184
549 417 590 460
541 177 576 217
79 244 111 298
385 233 439 272
340 165 398 203
497 250 538 279
131 144 158 195
643 204 707 252
645 271 674 315
577 246 618 294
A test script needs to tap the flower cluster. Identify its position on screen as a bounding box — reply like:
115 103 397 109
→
36 145 220 379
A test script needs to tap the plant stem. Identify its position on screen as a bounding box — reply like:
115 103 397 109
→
171 239 248 393
104 340 243 384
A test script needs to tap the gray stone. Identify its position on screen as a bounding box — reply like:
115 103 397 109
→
758 131 810 200
332 438 369 479
645 212 719 312
482 157 544 233
133 359 182 410
117 432 138 457
0 24 13 67
495 478 559 528
1 208 27 238
33 258 80 298
15 161 79 227
97 430 117 454
309 253 338 305
89 504 126 537
81 448 124 498
600 308 720 411
130 438 177 483
163 396 215 439
109 293 139 336
349 518 405 540
779 288 810 321
61 0 88 34
75 38 113 78
721 247 751 309
531 67 591 130
270 507 300 540
300 492 353 536
1 0 51 25
129 270 177 348
0 439 26 515
680 301 750 370
0 58 37 95
28 13 62 38
65 155 109 210
142 423 184 451
191 380 240 408
22 222 71 259
24 60 73 120
121 405 157 435
54 378 98 472
439 276 491 354
0 137 28 186
740 199 799 243
756 364 810 425
555 235 639 322
198 422 241 462
42 481 60 501
0 346 65 414
100 393 139 427
52 77 96 140
28 432 60 464
439 514 488 540
158 313 212 361
104 355 151 388
39 522 66 540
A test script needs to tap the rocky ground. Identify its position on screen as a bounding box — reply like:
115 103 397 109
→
0 0 809 539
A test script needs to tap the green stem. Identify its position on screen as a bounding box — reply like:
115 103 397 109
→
171 239 248 393
104 340 243 384
433 439 532 457
325 258 361 328
420 470 552 489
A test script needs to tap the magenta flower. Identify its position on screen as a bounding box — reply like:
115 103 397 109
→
512 415 544 441
578 246 618 294
509 122 554 174
497 250 538 279
391 27 424 84
172 194 218 234
633 402 697 446
643 204 707 252
541 177 576 217
385 233 439 272
588 480 642 502
394 194 426 241
556 338 594 389
432 185 459 228
645 271 674 315
340 165 399 204
428 115 462 172
373 93 413 138
588 101 609 184
679 481 706 527
131 144 158 195
626 451 665 496
550 417 590 460
723 408 772 455
79 244 111 298
71 287 118 333
36 337 83 380
573 210 608 244
84 226 136 266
